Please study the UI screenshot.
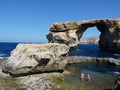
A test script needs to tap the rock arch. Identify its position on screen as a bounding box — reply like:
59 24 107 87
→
47 19 120 53
1 19 120 76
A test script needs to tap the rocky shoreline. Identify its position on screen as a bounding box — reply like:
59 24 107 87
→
0 55 120 90
0 59 67 90
17 72 63 90
1 43 69 76
67 56 120 65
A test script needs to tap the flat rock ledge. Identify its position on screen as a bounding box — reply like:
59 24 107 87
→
17 73 62 90
1 43 69 76
0 60 65 90
67 56 120 65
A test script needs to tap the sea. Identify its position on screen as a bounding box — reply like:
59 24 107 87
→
0 42 120 89
69 44 120 59
0 42 18 59
0 42 120 59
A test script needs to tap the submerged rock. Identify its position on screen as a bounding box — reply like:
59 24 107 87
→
47 19 120 53
1 43 69 76
113 77 120 90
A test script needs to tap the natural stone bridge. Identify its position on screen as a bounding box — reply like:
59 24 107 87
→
47 19 120 53
1 19 120 76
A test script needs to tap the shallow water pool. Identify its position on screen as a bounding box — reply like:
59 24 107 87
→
58 62 120 90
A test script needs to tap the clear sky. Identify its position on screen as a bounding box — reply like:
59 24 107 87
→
0 0 120 43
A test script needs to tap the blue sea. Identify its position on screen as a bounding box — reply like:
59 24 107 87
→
0 42 119 90
0 42 120 59
69 44 120 59
0 42 18 59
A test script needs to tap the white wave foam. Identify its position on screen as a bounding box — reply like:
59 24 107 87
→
113 72 120 75
0 57 4 59
0 57 9 59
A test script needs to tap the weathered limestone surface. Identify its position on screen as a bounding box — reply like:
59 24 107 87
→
47 19 120 53
17 73 62 90
1 43 69 76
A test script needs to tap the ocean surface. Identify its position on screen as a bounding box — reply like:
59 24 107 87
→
0 42 120 89
0 42 120 59
69 44 120 59
0 42 18 58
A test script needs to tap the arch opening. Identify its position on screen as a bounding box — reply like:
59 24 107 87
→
69 26 120 58
69 26 102 57
77 26 101 57
80 26 100 44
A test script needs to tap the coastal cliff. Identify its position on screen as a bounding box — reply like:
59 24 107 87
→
47 19 120 53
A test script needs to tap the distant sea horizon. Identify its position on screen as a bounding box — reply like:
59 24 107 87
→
0 42 46 59
0 42 120 59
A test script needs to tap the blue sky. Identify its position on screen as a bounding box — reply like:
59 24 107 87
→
0 0 120 43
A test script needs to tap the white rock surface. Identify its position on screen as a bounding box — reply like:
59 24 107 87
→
1 43 69 76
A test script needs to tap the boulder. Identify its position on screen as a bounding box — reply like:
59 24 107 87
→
1 43 69 76
47 19 120 53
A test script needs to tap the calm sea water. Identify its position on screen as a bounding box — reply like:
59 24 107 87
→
0 42 18 58
0 42 120 59
0 42 119 89
69 44 120 59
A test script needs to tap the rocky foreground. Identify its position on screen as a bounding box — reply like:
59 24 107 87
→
1 43 69 76
0 59 66 90
0 56 119 90
17 72 64 90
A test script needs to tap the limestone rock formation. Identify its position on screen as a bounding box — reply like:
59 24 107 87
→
47 19 120 53
1 43 69 76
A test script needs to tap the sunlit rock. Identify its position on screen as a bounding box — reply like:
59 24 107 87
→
1 43 69 76
47 19 120 53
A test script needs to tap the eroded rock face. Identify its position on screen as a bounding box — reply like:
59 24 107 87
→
47 19 120 53
1 43 69 76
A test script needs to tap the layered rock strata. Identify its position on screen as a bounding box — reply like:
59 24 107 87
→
1 43 69 76
47 19 120 53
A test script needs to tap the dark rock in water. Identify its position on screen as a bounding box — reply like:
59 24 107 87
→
113 77 120 90
47 19 120 53
1 43 69 76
